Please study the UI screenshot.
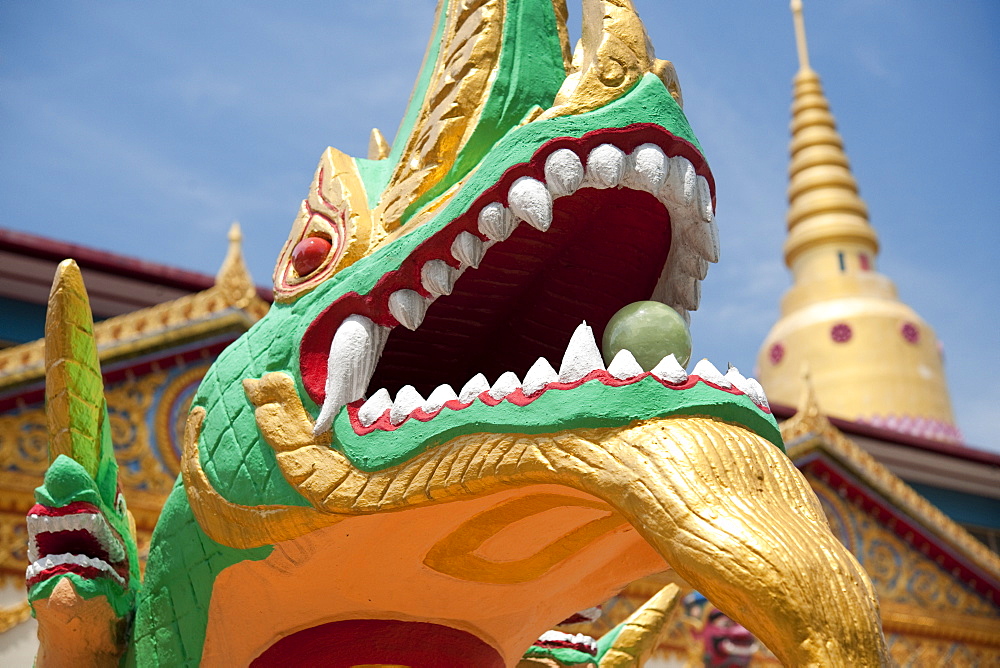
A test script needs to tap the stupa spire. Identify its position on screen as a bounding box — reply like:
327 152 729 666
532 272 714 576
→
756 2 961 443
790 0 811 73
784 0 878 274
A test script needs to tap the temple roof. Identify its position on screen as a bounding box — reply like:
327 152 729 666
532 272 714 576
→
0 224 270 403
780 383 1000 645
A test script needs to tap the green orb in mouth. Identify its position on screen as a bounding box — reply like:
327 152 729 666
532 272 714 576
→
602 301 693 371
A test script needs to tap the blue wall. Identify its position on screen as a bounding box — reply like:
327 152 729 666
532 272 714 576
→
0 296 46 344
909 482 1000 530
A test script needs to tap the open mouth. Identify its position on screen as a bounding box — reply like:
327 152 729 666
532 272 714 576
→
533 630 599 656
299 124 773 448
250 618 506 668
26 501 129 588
717 637 760 658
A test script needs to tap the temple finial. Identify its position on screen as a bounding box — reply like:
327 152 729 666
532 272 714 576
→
790 0 812 73
796 364 821 419
215 222 256 308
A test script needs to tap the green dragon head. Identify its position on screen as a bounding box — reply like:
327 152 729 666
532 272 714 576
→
232 0 778 472
136 1 886 665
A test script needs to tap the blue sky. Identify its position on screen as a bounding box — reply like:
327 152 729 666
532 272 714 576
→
2 1 997 450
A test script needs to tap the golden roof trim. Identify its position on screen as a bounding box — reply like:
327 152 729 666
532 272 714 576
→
0 224 269 387
0 600 30 634
881 600 1000 647
784 407 1000 588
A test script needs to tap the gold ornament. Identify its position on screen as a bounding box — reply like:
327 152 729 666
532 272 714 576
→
183 371 889 666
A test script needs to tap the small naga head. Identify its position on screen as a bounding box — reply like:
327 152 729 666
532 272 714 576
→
28 260 140 663
177 1 888 666
683 591 760 667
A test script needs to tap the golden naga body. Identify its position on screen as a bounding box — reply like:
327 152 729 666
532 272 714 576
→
181 372 888 665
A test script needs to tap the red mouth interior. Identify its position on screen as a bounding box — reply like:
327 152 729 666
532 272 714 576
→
35 528 111 564
368 186 671 397
251 619 504 668
299 124 714 406
28 503 129 586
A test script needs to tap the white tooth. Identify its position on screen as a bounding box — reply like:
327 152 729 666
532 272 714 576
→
626 143 668 193
606 349 644 380
663 156 696 206
389 289 430 330
696 175 714 223
684 218 720 263
539 630 566 643
522 357 558 396
313 314 389 435
544 148 584 197
651 354 688 384
692 359 732 388
43 557 55 569
451 231 486 268
111 546 125 563
586 143 626 189
459 373 490 403
477 202 517 241
25 564 36 579
676 276 701 311
423 384 458 413
358 388 392 427
488 371 521 400
27 541 38 563
666 209 697 244
745 377 770 409
725 366 752 396
676 251 709 280
558 322 605 383
508 177 553 231
421 260 457 297
390 385 424 425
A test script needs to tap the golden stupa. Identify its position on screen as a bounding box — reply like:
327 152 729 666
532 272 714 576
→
757 0 960 443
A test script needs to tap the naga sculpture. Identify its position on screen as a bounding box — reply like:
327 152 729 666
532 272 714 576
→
26 1 888 665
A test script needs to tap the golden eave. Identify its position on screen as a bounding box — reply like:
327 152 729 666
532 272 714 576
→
0 223 269 391
783 388 1000 590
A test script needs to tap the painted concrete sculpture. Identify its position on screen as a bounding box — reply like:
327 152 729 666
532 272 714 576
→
26 1 889 665
681 592 759 667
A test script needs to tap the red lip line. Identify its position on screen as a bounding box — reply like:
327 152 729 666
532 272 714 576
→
26 564 124 589
533 639 597 656
300 123 714 405
28 502 101 517
347 374 766 435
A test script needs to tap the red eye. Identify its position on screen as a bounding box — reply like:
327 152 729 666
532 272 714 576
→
292 237 332 276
